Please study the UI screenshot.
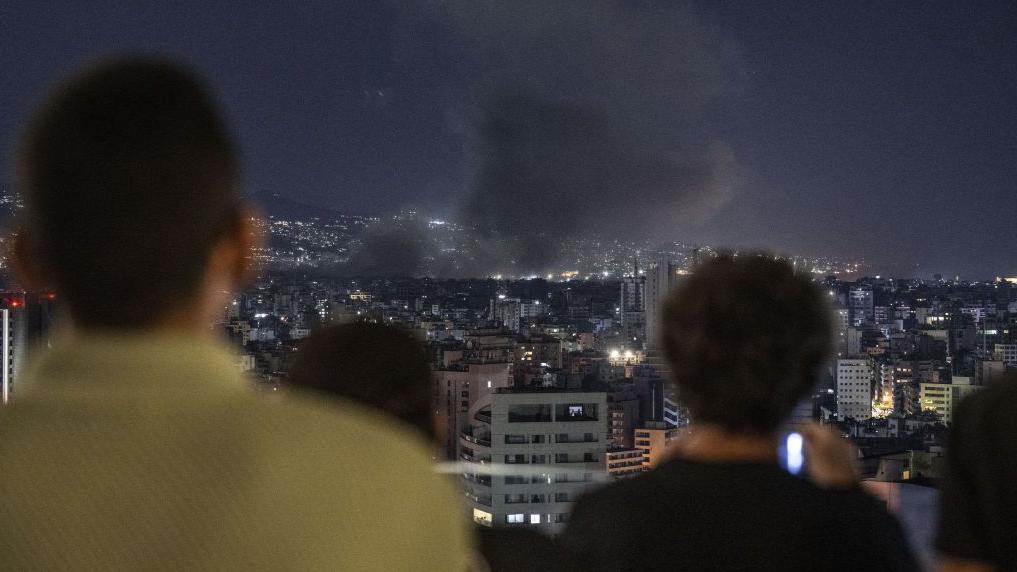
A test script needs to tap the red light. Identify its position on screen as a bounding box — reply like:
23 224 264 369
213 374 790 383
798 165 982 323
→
46 293 56 300
10 301 20 308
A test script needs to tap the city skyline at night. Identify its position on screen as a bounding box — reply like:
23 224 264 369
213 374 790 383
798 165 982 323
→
2 1 1015 278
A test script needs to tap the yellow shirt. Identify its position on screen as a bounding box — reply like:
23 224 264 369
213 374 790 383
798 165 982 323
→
0 333 471 571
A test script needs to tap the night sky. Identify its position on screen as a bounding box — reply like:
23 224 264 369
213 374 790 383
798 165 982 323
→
2 1 1015 277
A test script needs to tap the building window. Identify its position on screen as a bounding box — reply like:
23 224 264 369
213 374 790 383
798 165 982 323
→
555 403 598 421
506 514 524 524
505 454 527 464
505 494 527 504
505 434 528 444
530 514 541 524
508 404 553 422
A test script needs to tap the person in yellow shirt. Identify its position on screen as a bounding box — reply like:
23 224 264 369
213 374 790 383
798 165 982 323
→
0 57 471 570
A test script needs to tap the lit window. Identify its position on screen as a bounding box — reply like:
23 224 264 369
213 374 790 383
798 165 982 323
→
506 514 524 524
530 514 541 524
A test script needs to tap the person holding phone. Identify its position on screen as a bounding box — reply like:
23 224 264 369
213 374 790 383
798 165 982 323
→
561 254 918 571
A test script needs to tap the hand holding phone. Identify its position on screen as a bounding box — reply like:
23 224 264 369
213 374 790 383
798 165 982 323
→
799 422 860 489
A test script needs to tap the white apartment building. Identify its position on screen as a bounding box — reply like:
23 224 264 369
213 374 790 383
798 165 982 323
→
461 390 608 534
837 358 874 421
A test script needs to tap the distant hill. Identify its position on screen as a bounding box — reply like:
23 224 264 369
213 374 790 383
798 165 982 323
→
248 191 341 221
0 191 350 228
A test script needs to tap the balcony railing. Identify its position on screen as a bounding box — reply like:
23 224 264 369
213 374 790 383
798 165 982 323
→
463 491 492 507
460 432 491 447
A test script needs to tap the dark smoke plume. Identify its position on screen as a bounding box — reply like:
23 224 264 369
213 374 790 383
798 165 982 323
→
463 86 734 272
442 0 743 274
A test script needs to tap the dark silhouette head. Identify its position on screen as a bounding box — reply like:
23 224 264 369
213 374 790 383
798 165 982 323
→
16 57 242 329
661 254 831 434
289 323 435 440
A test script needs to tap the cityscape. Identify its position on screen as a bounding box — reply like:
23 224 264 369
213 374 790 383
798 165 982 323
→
3 182 1015 549
2 1 1015 568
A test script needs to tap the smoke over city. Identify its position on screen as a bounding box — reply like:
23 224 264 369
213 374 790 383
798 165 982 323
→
448 0 741 273
463 86 735 272
341 1 743 277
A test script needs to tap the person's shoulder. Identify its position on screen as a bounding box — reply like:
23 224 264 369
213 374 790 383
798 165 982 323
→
962 375 1017 414
571 462 677 517
248 387 435 463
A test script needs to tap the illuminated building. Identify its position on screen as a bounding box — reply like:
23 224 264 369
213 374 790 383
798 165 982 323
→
460 389 608 533
513 335 563 369
605 448 645 478
634 422 677 468
919 383 953 423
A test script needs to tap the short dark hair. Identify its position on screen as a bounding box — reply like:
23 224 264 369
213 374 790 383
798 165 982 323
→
660 254 831 434
289 323 435 439
17 57 239 328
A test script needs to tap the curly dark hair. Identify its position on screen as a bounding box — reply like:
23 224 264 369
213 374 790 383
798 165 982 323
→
661 254 831 434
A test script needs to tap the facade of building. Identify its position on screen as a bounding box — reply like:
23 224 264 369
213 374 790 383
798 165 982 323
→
634 422 677 468
919 383 954 424
433 362 513 460
605 448 645 478
837 358 874 421
1 293 56 404
849 286 874 326
619 267 646 343
994 343 1017 367
460 389 608 533
491 297 522 332
644 256 681 351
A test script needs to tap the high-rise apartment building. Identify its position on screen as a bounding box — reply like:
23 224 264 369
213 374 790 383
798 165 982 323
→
619 262 646 343
837 358 874 421
1 293 56 404
994 343 1017 367
461 389 607 533
849 286 874 326
644 256 680 350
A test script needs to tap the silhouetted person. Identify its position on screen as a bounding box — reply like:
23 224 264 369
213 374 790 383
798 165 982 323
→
936 373 1017 572
1 58 470 569
561 254 918 571
289 323 437 440
289 322 572 571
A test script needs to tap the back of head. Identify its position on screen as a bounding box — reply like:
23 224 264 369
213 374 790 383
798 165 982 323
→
661 254 831 434
17 57 239 329
289 323 435 439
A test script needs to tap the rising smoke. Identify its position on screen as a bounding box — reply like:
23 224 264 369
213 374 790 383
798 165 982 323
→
449 0 743 274
354 0 743 276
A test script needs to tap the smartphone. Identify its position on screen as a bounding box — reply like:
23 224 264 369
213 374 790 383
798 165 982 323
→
777 431 806 476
